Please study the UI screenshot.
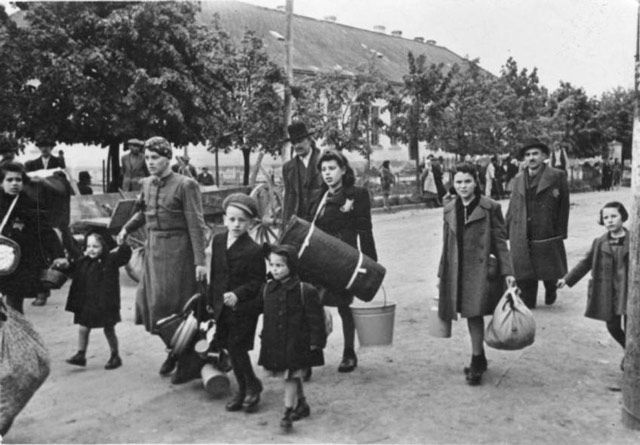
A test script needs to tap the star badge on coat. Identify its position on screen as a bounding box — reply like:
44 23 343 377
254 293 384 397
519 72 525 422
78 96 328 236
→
11 221 25 231
552 188 560 198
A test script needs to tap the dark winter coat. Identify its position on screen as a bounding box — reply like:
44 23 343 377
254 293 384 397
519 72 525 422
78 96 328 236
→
65 244 132 328
309 185 378 307
257 278 326 372
438 196 513 320
209 231 265 351
282 148 324 224
0 191 64 299
506 164 569 280
564 230 629 322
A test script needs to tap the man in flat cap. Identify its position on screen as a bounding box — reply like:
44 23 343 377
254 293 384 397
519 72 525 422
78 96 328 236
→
506 138 570 308
121 138 148 192
282 122 324 223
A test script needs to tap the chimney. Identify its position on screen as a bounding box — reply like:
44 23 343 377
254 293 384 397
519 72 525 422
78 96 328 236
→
373 25 386 33
391 30 403 37
413 36 425 43
426 39 437 45
323 15 337 22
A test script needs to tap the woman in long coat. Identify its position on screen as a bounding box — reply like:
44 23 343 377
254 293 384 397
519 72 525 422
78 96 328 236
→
438 162 514 386
308 149 377 374
118 137 207 384
0 162 65 314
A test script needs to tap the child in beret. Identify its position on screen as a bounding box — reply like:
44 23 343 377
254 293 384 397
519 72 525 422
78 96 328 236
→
208 193 266 413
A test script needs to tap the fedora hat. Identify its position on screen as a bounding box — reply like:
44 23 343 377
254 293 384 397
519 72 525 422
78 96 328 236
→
520 138 550 157
285 122 314 143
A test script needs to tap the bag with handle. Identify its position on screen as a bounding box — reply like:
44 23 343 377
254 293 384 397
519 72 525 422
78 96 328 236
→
484 286 536 350
300 282 332 338
0 298 51 436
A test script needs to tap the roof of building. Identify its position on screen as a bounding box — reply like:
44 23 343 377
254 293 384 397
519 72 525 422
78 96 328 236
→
199 1 473 84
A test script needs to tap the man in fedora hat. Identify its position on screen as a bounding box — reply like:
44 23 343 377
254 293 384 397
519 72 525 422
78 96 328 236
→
506 137 570 308
172 155 197 178
121 138 148 191
282 122 324 223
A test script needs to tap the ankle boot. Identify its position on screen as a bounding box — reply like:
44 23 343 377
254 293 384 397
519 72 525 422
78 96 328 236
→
338 348 357 373
464 353 487 386
280 407 294 431
291 397 310 421
105 354 122 370
159 353 178 376
66 351 86 367
243 378 263 413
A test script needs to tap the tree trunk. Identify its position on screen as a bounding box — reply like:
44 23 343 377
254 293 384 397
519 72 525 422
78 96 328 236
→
411 133 421 197
242 148 251 186
107 141 121 192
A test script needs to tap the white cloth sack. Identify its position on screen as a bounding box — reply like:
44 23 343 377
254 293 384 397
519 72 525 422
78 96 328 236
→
484 286 536 350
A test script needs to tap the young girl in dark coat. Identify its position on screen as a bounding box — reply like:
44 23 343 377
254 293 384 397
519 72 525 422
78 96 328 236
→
308 149 377 374
54 232 132 369
258 244 326 432
558 201 629 370
208 194 265 413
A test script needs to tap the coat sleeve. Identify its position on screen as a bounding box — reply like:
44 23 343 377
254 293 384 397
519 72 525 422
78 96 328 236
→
180 179 207 267
489 203 514 276
123 185 147 234
36 206 65 261
354 187 378 261
109 243 132 267
231 244 266 302
438 220 448 279
558 171 570 239
564 239 596 287
302 283 327 349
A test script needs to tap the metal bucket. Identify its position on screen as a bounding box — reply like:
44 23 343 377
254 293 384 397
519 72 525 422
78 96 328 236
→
428 298 451 338
201 363 230 398
351 288 395 346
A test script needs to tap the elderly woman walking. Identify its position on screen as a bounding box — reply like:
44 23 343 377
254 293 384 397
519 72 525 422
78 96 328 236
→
118 137 207 384
437 162 515 386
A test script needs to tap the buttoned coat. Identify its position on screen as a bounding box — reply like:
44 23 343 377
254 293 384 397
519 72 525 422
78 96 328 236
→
506 165 569 280
209 231 265 351
257 278 326 372
282 148 324 223
438 196 513 320
564 230 629 322
121 153 149 192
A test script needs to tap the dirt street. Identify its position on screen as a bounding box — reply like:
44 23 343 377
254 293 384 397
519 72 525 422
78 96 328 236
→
4 189 640 444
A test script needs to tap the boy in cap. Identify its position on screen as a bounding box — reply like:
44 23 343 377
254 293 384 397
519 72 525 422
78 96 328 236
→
506 138 570 308
209 193 266 413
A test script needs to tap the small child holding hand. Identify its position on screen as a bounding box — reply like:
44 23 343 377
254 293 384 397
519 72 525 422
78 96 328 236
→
55 231 131 369
258 244 326 432
558 201 629 369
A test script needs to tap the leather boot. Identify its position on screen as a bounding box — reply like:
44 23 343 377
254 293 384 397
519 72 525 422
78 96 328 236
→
291 397 310 421
338 348 357 373
243 378 263 413
171 351 203 385
159 353 178 376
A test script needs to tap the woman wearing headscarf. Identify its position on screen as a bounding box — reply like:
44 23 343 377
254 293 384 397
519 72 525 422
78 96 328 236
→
118 136 207 384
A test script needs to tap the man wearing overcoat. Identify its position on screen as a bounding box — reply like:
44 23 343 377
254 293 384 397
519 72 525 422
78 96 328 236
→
121 138 148 191
281 122 324 223
506 138 570 308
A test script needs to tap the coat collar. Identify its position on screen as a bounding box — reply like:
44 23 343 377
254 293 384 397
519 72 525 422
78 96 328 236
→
516 164 558 196
599 228 629 256
443 195 491 230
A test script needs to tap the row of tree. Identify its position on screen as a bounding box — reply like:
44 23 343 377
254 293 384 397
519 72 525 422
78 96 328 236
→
0 2 634 185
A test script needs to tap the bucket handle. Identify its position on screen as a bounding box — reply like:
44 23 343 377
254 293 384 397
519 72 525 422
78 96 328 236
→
380 285 388 307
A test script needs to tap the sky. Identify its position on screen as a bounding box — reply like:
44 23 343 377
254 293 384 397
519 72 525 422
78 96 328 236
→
235 0 638 97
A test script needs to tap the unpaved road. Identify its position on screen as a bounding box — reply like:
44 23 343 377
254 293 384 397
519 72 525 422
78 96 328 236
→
5 189 640 444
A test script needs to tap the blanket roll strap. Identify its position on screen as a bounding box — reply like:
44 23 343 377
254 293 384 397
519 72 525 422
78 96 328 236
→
280 216 385 302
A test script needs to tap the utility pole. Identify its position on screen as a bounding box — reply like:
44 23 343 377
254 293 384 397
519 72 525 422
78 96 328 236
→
623 0 640 430
281 0 294 162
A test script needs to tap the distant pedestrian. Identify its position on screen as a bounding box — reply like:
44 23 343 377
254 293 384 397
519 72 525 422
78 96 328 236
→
77 171 93 195
282 122 324 223
172 155 197 178
379 160 395 212
438 162 514 386
54 232 132 370
209 194 265 413
557 202 629 370
612 159 622 190
257 244 326 432
197 166 215 186
506 138 569 309
601 159 613 191
121 138 148 192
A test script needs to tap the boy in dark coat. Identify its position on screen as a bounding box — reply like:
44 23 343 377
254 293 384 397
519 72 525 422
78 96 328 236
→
55 232 132 369
209 194 265 413
506 138 570 308
258 244 326 431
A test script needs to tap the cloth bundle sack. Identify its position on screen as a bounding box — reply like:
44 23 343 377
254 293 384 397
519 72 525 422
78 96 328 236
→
484 286 536 350
0 300 51 436
300 283 332 338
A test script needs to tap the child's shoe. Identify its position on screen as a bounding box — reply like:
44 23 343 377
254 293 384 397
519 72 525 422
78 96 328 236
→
291 397 310 421
66 352 87 367
280 407 294 431
464 353 487 386
338 348 357 373
105 355 122 370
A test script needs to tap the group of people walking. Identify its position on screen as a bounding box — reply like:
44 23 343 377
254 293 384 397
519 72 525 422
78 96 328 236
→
0 124 629 433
